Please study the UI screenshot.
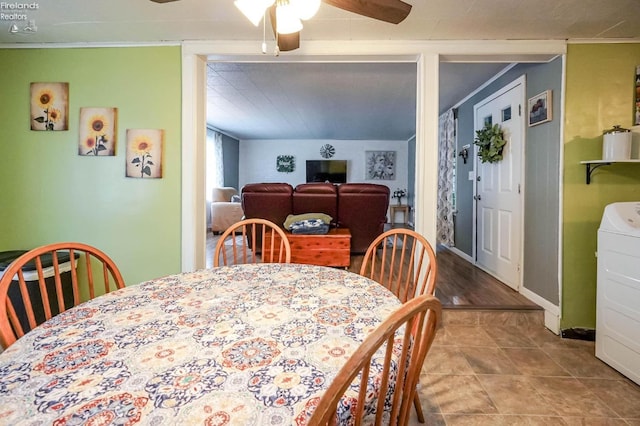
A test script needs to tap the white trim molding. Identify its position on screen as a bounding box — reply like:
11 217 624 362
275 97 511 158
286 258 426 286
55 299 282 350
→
520 286 561 334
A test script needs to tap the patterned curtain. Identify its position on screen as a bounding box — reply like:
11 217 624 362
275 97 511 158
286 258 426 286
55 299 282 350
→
437 109 455 246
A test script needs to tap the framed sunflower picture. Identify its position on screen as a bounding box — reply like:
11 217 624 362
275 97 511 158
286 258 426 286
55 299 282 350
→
125 129 163 179
30 82 69 131
78 107 117 156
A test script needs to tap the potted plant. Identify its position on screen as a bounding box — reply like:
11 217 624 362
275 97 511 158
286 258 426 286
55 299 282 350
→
474 123 506 163
393 188 407 205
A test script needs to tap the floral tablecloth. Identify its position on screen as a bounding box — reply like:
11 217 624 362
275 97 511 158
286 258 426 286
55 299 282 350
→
0 263 402 425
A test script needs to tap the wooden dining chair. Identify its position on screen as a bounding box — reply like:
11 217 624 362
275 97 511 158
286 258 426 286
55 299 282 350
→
213 218 292 266
308 294 441 426
360 228 437 302
0 242 125 348
359 227 437 422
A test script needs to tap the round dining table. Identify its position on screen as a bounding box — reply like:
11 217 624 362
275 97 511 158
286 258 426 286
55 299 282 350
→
0 263 402 425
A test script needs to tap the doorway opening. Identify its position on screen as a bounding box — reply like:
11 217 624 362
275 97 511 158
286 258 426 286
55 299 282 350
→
182 42 565 319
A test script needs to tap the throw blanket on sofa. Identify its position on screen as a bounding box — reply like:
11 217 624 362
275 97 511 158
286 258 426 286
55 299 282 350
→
284 213 332 235
289 219 330 235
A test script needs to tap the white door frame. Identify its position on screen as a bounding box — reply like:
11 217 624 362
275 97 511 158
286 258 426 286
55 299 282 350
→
181 41 565 272
471 75 526 289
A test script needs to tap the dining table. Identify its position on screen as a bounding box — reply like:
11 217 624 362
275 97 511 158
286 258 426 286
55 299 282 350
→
0 263 403 425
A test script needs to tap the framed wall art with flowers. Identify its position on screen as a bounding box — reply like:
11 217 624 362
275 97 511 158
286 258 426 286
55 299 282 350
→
30 82 69 131
78 107 117 156
365 150 395 180
126 129 163 179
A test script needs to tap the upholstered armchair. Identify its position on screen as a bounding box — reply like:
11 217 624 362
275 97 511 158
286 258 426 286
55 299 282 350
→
210 187 244 233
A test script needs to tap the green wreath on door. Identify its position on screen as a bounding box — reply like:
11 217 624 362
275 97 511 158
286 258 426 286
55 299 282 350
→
474 123 506 163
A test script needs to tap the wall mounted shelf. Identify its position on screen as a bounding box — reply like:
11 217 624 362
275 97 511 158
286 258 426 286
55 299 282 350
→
580 160 640 184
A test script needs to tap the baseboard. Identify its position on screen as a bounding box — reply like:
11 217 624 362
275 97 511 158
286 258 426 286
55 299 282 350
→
445 246 474 263
520 286 560 335
561 327 596 341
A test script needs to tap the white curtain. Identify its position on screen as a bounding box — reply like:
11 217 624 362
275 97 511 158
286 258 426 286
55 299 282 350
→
437 109 455 247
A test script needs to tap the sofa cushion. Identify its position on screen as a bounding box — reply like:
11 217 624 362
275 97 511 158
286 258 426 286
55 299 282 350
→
241 183 294 226
211 202 244 233
293 183 338 220
212 187 238 203
337 183 390 253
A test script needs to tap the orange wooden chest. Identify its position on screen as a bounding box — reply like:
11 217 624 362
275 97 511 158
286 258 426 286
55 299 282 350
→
265 228 351 267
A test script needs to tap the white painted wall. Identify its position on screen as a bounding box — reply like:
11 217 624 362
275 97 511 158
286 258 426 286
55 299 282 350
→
239 139 409 198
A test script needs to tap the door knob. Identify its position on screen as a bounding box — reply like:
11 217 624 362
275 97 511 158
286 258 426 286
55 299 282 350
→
474 195 482 201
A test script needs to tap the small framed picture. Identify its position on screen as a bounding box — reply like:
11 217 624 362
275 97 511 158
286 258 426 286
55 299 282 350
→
30 82 69 131
527 90 552 126
126 129 164 179
78 107 117 156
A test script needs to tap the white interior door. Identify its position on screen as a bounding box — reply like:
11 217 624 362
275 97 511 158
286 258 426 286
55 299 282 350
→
473 77 524 290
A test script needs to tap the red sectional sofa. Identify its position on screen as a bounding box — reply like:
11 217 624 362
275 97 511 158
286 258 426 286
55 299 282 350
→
241 182 390 253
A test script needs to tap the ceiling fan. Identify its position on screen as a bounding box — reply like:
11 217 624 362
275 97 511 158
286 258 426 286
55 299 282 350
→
150 0 412 52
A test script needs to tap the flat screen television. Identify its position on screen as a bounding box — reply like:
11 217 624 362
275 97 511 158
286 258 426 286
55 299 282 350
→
306 160 347 184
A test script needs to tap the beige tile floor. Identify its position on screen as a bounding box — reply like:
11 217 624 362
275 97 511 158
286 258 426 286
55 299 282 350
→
409 310 640 425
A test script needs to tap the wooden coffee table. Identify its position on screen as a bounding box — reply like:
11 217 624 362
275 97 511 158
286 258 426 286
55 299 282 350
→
264 228 351 268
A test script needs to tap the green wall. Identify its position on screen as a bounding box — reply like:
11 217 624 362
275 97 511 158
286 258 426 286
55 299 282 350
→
562 43 640 329
0 46 182 286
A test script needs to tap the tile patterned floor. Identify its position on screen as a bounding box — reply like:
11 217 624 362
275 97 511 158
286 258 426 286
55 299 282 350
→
409 310 640 425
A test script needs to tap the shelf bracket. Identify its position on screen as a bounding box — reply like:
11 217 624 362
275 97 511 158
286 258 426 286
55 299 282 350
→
585 162 611 184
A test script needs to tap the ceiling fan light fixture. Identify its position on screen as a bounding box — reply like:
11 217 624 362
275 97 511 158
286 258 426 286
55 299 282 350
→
235 0 274 26
276 2 303 34
290 0 320 20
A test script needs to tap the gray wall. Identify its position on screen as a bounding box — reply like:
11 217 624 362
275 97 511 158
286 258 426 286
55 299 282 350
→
454 57 562 305
221 133 240 190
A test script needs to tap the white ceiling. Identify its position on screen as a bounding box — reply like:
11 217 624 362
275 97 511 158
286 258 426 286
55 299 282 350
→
205 61 510 139
3 0 639 140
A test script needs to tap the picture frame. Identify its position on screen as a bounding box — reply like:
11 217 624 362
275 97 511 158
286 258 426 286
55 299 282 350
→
30 82 69 131
126 129 164 178
365 150 395 180
78 107 117 156
276 155 295 173
527 90 552 126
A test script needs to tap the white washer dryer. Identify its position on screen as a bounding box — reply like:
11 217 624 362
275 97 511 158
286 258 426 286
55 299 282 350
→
596 202 640 385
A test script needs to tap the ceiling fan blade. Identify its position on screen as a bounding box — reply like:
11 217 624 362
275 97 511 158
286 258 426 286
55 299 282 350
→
149 0 181 3
324 0 412 24
277 32 301 52
268 5 301 52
